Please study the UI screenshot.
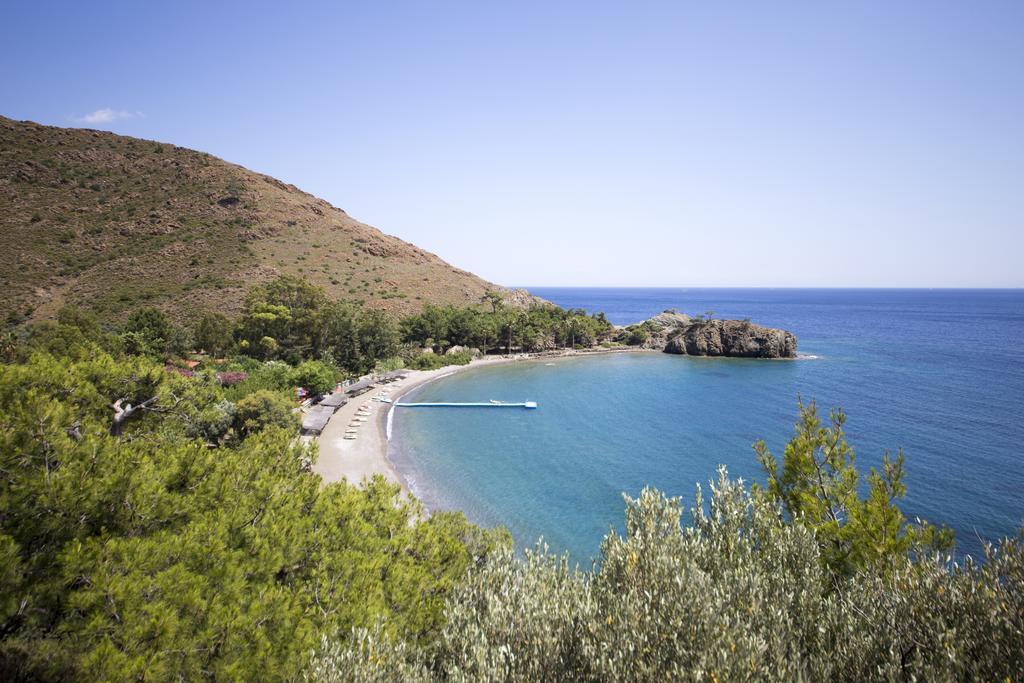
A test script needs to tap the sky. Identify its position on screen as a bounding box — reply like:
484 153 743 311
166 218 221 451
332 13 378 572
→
3 1 1023 287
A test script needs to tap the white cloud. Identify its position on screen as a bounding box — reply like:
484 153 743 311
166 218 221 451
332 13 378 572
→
72 108 143 125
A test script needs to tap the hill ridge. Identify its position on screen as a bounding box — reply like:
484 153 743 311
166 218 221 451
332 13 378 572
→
0 115 512 325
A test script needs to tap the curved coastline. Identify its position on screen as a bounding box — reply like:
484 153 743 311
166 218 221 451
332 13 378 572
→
314 349 655 498
315 346 811 501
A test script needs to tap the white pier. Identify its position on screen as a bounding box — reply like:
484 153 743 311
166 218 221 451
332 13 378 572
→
394 401 538 409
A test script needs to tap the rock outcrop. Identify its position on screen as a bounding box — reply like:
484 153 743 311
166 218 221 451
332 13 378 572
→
637 311 692 349
618 311 797 358
663 319 797 358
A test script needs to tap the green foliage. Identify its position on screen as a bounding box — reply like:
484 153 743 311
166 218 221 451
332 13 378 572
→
481 290 504 313
290 360 338 395
356 309 399 372
310 470 1023 682
754 400 953 577
623 325 651 346
236 277 400 374
191 311 234 356
408 350 472 371
56 304 102 340
222 360 293 400
318 300 362 370
121 306 190 358
373 356 407 373
0 351 508 680
238 275 326 361
408 353 445 371
186 397 237 443
400 303 614 355
21 305 112 361
233 390 296 438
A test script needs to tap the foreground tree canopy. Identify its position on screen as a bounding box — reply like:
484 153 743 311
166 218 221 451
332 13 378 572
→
0 350 507 680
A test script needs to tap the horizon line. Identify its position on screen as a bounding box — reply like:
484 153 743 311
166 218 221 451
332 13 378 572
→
515 285 1024 291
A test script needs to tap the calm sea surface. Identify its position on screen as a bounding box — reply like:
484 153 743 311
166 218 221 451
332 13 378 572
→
390 288 1024 561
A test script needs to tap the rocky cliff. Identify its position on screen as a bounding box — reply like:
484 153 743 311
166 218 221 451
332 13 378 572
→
664 319 797 358
621 311 797 358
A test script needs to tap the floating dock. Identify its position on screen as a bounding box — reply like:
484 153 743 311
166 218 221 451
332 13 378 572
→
394 401 537 409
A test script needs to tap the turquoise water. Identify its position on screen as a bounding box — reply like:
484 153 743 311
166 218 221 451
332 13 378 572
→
390 289 1024 561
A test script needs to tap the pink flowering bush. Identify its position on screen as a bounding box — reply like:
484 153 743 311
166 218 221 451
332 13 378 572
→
217 371 248 386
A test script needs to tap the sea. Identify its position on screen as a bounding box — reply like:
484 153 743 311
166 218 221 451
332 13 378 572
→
389 288 1024 562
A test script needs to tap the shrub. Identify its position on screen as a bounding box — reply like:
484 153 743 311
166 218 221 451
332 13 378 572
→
289 360 338 395
121 307 189 358
408 350 471 371
233 389 296 437
217 370 249 386
191 311 234 356
187 398 237 443
222 361 293 400
309 470 1024 681
624 326 650 346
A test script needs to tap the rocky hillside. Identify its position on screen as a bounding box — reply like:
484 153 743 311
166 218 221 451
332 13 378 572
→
0 115 519 326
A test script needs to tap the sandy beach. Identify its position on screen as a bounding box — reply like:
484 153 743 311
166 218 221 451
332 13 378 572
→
312 356 520 490
312 349 643 491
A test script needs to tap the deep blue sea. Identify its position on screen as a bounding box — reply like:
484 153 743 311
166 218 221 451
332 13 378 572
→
390 288 1024 562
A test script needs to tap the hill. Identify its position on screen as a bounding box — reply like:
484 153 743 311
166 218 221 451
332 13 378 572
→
0 115 518 325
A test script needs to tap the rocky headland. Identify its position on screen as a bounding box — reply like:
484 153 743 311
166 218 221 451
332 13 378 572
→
621 311 797 358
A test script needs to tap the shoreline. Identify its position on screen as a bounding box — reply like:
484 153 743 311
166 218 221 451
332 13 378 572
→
312 347 649 493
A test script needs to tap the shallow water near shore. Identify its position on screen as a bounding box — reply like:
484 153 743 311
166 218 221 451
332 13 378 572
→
391 289 1024 562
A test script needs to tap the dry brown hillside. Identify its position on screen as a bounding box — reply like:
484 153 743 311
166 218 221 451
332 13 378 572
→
0 115 518 325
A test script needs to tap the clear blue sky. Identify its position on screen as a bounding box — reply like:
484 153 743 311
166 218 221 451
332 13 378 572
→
3 1 1022 287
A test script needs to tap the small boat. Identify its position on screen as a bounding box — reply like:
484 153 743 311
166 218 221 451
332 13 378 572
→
545 363 555 366
489 399 503 405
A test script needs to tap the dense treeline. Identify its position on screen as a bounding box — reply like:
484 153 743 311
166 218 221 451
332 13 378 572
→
309 403 1022 682
0 334 508 680
8 276 618 394
11 276 404 380
400 301 614 355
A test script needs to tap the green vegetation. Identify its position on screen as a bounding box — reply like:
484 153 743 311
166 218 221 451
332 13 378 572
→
409 350 473 371
235 276 401 373
16 279 621 397
755 400 954 577
122 306 190 358
308 405 1022 682
288 360 339 395
0 341 507 680
401 296 614 355
192 311 234 356
234 389 298 438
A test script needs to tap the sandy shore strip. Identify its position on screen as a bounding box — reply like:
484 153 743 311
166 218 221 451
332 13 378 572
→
312 348 646 490
311 366 455 489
